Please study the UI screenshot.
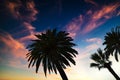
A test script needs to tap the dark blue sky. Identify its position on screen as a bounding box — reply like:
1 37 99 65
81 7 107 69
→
0 0 120 48
0 0 120 36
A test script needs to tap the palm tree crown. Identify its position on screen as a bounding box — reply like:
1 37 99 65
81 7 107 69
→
103 26 120 61
90 48 120 80
90 48 111 70
26 29 78 80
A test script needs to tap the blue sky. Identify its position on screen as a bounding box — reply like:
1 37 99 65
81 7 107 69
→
0 0 120 80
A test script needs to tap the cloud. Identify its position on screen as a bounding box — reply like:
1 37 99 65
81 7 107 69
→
75 37 102 60
0 0 39 68
2 0 39 42
76 44 99 60
117 11 120 16
0 32 27 58
18 34 36 42
0 32 28 68
12 22 35 36
18 22 36 41
66 15 83 38
5 0 38 22
65 2 120 37
84 0 98 6
86 44 99 51
18 22 43 43
86 37 102 44
82 2 120 34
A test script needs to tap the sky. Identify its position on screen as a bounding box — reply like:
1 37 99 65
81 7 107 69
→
0 0 120 80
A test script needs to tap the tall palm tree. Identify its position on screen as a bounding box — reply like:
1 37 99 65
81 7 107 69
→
26 29 78 80
103 26 120 61
90 48 120 80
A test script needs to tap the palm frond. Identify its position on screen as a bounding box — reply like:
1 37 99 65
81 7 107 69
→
91 53 101 63
90 63 99 68
97 48 105 60
53 63 57 74
90 48 112 71
36 56 42 73
114 50 119 62
43 56 47 76
26 29 78 80
103 26 120 61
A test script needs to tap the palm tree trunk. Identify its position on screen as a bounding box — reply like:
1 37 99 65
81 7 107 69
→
106 64 120 80
56 63 68 80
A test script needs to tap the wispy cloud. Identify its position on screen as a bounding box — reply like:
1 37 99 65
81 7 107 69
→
76 44 99 60
6 0 38 22
0 33 27 58
18 22 38 42
82 2 120 34
84 0 98 6
0 32 27 68
0 1 40 69
4 0 39 42
75 37 102 60
66 15 83 38
65 2 120 37
117 11 120 16
86 37 102 44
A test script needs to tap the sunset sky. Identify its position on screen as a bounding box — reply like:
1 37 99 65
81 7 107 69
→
0 0 120 80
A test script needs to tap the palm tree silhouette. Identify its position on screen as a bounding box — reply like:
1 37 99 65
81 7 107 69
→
103 26 120 61
26 29 78 80
90 48 120 80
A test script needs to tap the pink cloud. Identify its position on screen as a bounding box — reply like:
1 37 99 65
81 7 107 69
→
85 0 98 6
5 0 38 42
0 32 28 68
75 43 100 60
23 22 35 33
2 0 40 45
75 37 102 60
65 2 120 37
11 22 38 43
19 34 36 42
82 2 120 34
86 38 102 44
6 0 38 22
85 44 99 51
66 15 83 38
18 22 42 43
117 11 120 16
0 33 27 59
22 22 35 36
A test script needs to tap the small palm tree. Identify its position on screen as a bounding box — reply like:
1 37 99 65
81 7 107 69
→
26 29 78 80
90 48 120 80
103 26 120 61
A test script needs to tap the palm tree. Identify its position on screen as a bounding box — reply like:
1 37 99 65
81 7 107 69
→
26 29 78 80
103 26 120 61
90 48 120 80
